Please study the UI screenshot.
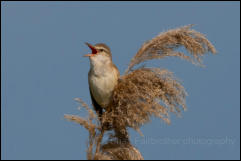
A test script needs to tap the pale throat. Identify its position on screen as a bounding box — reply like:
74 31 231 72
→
89 55 113 76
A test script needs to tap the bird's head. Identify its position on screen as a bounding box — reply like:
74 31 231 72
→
84 43 112 65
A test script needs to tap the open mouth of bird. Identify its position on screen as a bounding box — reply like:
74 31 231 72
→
84 42 98 57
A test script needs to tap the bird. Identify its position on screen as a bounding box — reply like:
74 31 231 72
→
84 42 120 117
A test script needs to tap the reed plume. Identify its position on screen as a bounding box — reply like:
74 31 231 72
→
65 25 216 160
125 24 216 73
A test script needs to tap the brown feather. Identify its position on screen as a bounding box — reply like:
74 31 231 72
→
89 86 103 117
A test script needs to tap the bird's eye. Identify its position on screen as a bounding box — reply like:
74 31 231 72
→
99 49 104 52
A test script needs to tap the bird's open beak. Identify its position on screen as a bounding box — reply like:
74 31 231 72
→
84 42 98 57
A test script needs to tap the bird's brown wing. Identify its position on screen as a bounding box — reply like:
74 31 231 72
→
113 63 120 78
89 87 103 117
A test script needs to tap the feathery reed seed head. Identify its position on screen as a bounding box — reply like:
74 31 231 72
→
65 25 216 160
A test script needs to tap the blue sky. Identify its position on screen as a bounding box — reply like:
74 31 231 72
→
1 1 240 160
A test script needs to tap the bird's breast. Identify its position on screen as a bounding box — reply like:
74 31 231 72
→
89 69 118 108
